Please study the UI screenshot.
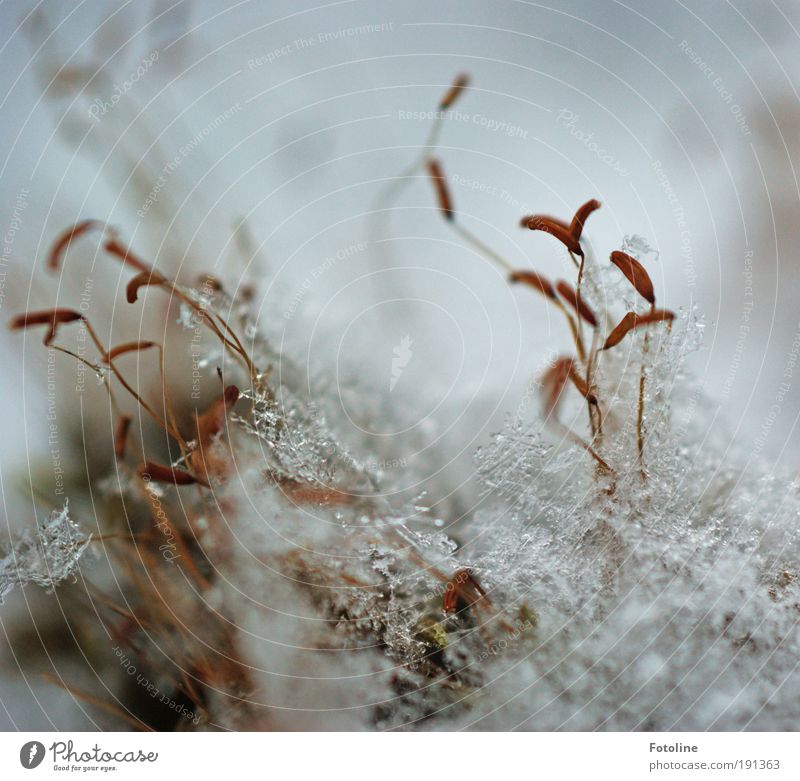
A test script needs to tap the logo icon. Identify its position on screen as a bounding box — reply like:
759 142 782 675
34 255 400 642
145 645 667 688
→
390 335 413 391
20 741 45 769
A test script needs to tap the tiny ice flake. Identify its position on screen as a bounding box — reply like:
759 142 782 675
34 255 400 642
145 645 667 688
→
0 500 91 602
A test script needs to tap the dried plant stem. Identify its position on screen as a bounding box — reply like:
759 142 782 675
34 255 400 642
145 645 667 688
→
125 265 257 384
42 673 153 731
155 343 187 458
559 423 611 473
555 301 586 364
106 341 188 457
574 251 586 345
377 73 469 211
637 308 654 477
452 222 514 274
373 109 448 236
47 318 185 447
585 333 600 439
167 283 258 382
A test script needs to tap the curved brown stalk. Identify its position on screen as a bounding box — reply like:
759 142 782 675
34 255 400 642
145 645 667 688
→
585 329 602 440
103 340 188 456
555 301 586 364
508 271 587 363
453 223 514 273
541 357 610 473
42 673 153 732
106 238 258 382
565 424 612 473
375 74 471 221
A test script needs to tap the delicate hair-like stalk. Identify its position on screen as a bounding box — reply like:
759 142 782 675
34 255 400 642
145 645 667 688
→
556 279 598 328
541 357 609 472
137 461 209 487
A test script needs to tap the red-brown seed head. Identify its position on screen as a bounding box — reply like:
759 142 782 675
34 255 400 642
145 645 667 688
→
9 308 83 345
114 415 132 459
509 270 557 300
521 215 583 256
439 73 470 110
48 220 105 271
540 356 575 417
609 250 655 304
126 270 166 304
601 309 674 350
137 461 209 488
103 341 158 363
569 199 601 240
426 158 454 221
555 280 598 327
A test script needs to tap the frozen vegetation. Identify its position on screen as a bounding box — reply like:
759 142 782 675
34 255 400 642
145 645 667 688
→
3 71 800 732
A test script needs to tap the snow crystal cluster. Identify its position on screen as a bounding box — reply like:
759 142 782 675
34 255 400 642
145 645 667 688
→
6 244 800 731
452 267 800 729
0 501 90 603
194 257 800 730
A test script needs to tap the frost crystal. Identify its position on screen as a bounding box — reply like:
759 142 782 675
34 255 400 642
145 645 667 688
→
621 233 659 262
0 501 90 602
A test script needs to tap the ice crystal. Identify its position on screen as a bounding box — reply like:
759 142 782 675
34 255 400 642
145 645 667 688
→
621 233 660 263
0 501 90 602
